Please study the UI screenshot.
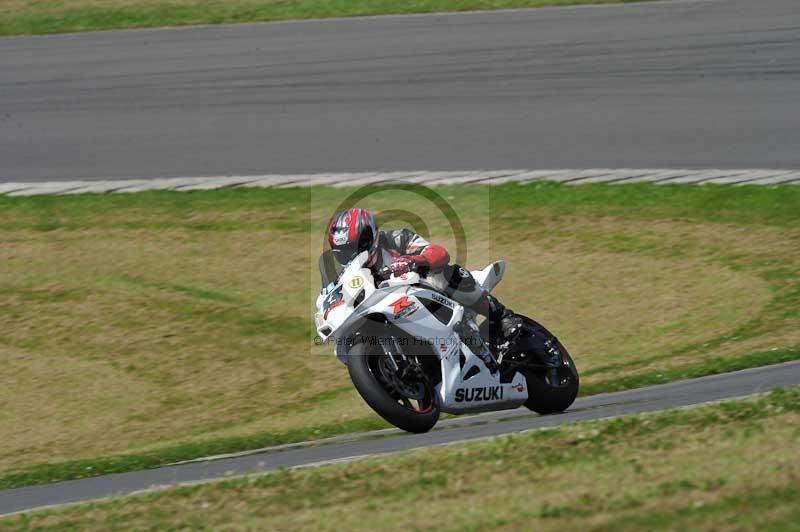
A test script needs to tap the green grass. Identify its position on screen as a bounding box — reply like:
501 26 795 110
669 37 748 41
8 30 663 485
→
5 388 799 530
582 346 800 395
0 416 388 492
1 183 799 490
1 0 657 37
2 346 798 492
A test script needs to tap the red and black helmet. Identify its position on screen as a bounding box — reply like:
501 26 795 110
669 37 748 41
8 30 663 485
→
327 208 379 265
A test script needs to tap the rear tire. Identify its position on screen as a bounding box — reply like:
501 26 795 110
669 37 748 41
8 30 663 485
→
347 342 440 433
523 347 579 414
514 317 579 414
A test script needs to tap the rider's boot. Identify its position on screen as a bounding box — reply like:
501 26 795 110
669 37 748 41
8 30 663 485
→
456 319 500 373
477 294 523 345
478 345 500 373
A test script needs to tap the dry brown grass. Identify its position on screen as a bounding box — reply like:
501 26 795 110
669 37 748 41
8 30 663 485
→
0 225 363 470
0 186 798 478
496 215 800 378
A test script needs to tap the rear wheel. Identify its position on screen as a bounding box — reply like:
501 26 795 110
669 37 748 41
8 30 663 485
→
522 345 579 414
508 317 579 414
347 338 440 433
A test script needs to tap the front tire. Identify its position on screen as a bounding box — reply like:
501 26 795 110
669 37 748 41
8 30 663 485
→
347 341 440 433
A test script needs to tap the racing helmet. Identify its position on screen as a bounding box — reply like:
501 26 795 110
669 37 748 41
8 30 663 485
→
327 208 380 265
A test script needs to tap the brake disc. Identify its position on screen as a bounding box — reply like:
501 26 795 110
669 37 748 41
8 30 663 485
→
378 356 426 400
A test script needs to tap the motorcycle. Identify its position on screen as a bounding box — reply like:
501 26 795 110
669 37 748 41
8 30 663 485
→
315 250 579 433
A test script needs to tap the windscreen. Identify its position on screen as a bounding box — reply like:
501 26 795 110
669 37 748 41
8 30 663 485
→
318 250 343 288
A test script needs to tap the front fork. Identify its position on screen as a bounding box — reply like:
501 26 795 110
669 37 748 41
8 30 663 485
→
380 335 421 379
380 335 403 369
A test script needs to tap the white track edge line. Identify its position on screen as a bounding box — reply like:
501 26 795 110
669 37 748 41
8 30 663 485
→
3 169 799 196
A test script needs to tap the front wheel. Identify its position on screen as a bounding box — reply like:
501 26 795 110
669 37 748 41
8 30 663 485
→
347 340 440 433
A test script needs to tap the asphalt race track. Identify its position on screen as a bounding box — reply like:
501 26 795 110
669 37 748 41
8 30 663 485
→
2 361 799 516
2 0 800 182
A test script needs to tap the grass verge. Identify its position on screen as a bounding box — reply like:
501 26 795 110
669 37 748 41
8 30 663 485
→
4 387 799 530
1 0 656 37
1 183 799 489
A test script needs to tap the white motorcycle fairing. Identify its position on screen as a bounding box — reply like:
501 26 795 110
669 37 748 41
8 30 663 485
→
315 251 528 414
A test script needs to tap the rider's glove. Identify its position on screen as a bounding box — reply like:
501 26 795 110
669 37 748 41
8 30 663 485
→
390 260 413 275
390 255 429 275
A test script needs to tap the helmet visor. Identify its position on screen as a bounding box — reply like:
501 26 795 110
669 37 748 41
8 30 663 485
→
331 241 360 265
331 227 374 265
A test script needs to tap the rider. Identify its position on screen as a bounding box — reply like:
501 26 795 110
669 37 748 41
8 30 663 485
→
327 208 522 368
